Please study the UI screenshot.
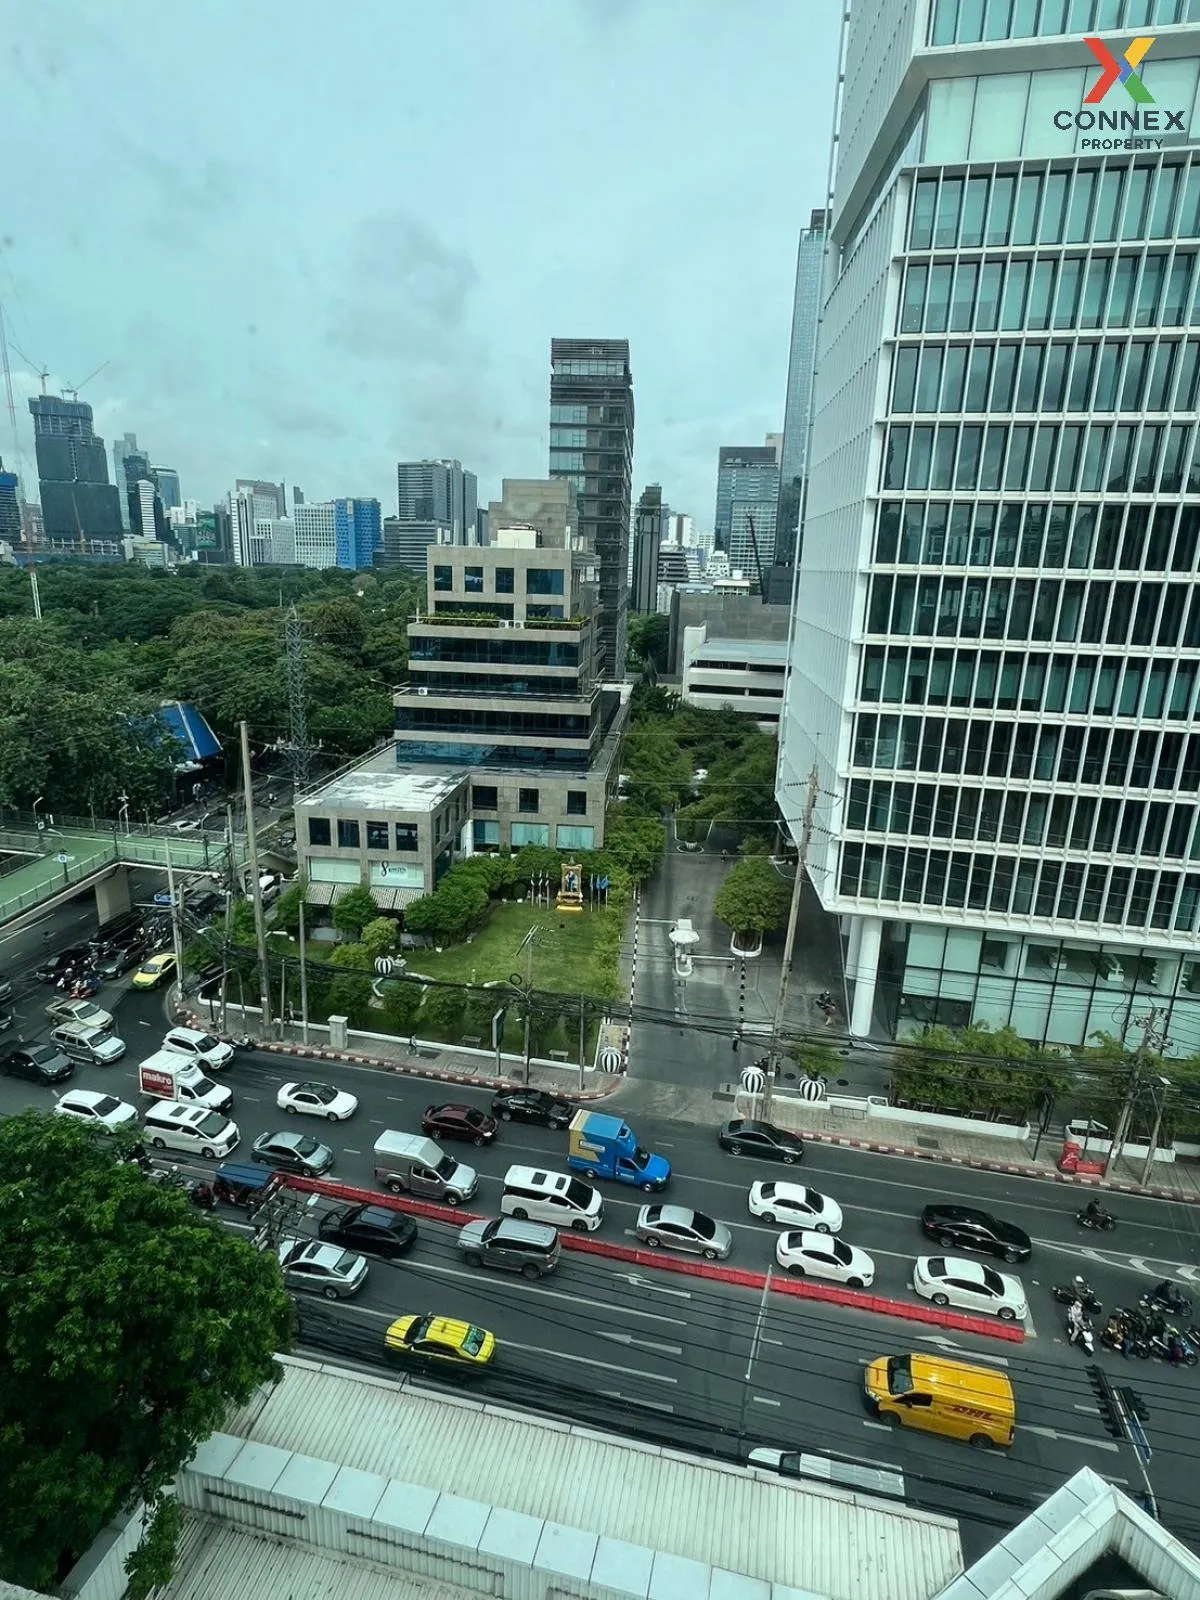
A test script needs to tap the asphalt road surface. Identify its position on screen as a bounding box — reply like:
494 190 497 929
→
4 936 1200 1559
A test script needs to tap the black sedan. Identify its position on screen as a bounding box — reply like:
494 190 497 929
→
318 1203 418 1260
1 1044 74 1085
490 1089 576 1130
35 948 91 983
920 1203 1032 1264
94 945 143 980
422 1103 498 1146
718 1118 804 1164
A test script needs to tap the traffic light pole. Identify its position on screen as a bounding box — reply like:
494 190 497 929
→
1088 1363 1157 1519
763 760 821 1124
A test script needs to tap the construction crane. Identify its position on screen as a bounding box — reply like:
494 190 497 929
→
8 337 49 395
63 360 110 401
0 302 17 444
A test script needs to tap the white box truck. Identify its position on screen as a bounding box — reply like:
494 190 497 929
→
138 1049 234 1113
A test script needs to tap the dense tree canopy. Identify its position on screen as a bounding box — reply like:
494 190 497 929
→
0 1113 293 1591
713 855 792 936
0 563 423 813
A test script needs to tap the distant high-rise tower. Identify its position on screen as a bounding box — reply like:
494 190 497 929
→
112 432 138 532
775 208 828 573
29 396 122 544
713 444 779 587
334 498 382 570
396 460 477 543
228 481 286 566
632 484 663 617
549 338 634 678
293 502 337 568
152 466 181 512
0 457 19 544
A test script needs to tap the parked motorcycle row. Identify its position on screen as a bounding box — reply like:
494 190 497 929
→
1054 1267 1199 1367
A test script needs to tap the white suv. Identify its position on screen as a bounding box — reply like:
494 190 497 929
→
161 1026 234 1071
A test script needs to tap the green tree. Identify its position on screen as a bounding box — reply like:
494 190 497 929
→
271 877 306 935
324 971 374 1026
419 982 465 1042
309 598 367 656
0 1113 292 1591
332 885 380 940
627 612 670 676
361 916 399 959
381 978 424 1033
713 857 791 937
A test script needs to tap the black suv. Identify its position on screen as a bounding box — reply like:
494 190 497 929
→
317 1203 418 1259
1 1044 74 1084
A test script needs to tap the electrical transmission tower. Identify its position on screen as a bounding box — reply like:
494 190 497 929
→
283 605 312 793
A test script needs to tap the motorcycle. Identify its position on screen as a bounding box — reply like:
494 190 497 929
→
230 1033 257 1051
1066 1302 1095 1355
68 973 100 999
1101 1305 1152 1359
1076 1206 1117 1232
1140 1283 1193 1320
1053 1277 1103 1314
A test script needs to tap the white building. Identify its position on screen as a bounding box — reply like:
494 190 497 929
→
294 501 338 568
682 623 787 733
779 5 1200 1050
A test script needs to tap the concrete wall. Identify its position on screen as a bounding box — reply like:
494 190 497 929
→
668 592 791 676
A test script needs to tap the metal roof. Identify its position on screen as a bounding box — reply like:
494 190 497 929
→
160 1512 480 1600
300 770 465 813
223 1357 962 1600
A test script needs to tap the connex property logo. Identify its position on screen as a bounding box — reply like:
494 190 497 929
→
1053 34 1188 149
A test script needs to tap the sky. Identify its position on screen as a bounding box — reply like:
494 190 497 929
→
2 0 841 532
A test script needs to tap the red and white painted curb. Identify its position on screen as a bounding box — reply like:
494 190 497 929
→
801 1128 1200 1205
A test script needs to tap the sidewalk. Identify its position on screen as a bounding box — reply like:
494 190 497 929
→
609 1077 1200 1205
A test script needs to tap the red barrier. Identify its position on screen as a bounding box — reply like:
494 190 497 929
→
282 1177 1024 1343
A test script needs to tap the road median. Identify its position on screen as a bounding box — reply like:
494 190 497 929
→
282 1177 1024 1344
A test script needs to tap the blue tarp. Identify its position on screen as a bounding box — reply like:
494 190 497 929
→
153 701 222 766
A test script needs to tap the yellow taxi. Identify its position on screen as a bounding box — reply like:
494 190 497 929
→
864 1352 1015 1449
130 952 178 991
384 1314 496 1375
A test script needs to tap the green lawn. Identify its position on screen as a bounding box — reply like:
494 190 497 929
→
411 899 621 999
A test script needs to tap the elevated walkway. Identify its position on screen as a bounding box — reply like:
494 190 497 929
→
0 821 249 927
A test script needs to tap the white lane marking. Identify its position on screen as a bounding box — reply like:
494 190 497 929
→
506 1341 677 1384
744 1271 772 1383
916 1335 1009 1368
621 1272 692 1300
241 1095 262 1103
752 1395 781 1407
401 1260 680 1324
597 1331 682 1356
1023 1306 1038 1340
1023 1425 1118 1453
863 1420 893 1431
597 1390 675 1414
761 1336 784 1347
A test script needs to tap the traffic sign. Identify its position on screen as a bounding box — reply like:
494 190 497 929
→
54 852 74 864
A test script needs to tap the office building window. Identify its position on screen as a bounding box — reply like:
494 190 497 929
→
464 566 484 593
566 791 587 816
308 817 331 846
366 821 389 851
433 565 452 591
526 567 565 596
556 824 595 850
336 818 360 849
395 823 418 851
512 823 550 846
495 567 514 593
473 820 501 848
518 788 539 813
472 784 498 809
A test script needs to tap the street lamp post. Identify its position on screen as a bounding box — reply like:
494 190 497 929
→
118 794 130 835
32 795 44 851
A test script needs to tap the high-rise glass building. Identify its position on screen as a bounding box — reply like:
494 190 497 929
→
549 338 635 679
632 483 663 615
780 2 1200 1055
112 432 138 531
29 396 122 544
713 444 779 585
334 497 382 570
0 457 19 544
153 467 181 512
776 208 829 570
294 502 338 568
396 460 477 544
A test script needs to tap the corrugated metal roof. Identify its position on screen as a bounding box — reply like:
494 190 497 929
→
224 1359 962 1600
161 1513 480 1600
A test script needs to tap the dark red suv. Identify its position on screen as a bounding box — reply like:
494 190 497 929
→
420 1103 498 1147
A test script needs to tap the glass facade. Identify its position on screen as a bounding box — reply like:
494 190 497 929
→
929 0 1200 49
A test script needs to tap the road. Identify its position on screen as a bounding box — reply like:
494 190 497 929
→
4 927 1200 1558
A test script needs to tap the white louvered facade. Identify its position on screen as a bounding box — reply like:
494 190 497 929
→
780 0 1200 1053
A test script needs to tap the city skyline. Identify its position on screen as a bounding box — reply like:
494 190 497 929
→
0 0 837 532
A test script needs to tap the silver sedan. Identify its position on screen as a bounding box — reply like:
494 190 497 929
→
635 1204 733 1261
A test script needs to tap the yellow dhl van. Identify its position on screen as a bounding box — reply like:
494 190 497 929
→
864 1353 1015 1449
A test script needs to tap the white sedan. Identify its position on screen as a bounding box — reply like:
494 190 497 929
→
749 1180 843 1233
277 1080 358 1121
54 1089 139 1133
776 1230 875 1288
912 1255 1027 1322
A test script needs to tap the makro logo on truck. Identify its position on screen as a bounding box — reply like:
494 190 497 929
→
1053 35 1189 149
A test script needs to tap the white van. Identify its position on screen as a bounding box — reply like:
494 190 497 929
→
143 1100 240 1159
500 1165 604 1232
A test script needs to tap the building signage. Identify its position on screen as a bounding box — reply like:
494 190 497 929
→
1053 36 1189 150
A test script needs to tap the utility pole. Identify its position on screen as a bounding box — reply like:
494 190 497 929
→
763 759 821 1123
1105 1006 1167 1177
163 835 186 997
1139 1075 1173 1188
578 993 587 1093
284 606 312 796
239 720 274 1041
218 802 235 1035
298 893 310 1045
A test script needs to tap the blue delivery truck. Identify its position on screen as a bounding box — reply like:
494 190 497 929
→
567 1110 671 1191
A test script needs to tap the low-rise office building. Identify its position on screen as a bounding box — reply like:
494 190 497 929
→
681 623 787 734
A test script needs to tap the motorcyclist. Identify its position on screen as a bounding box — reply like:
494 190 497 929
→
1084 1197 1112 1227
1152 1279 1188 1314
1067 1300 1085 1345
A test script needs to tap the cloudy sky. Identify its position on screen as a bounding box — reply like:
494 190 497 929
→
3 1 840 529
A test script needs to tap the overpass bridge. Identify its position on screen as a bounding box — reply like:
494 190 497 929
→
0 819 253 931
